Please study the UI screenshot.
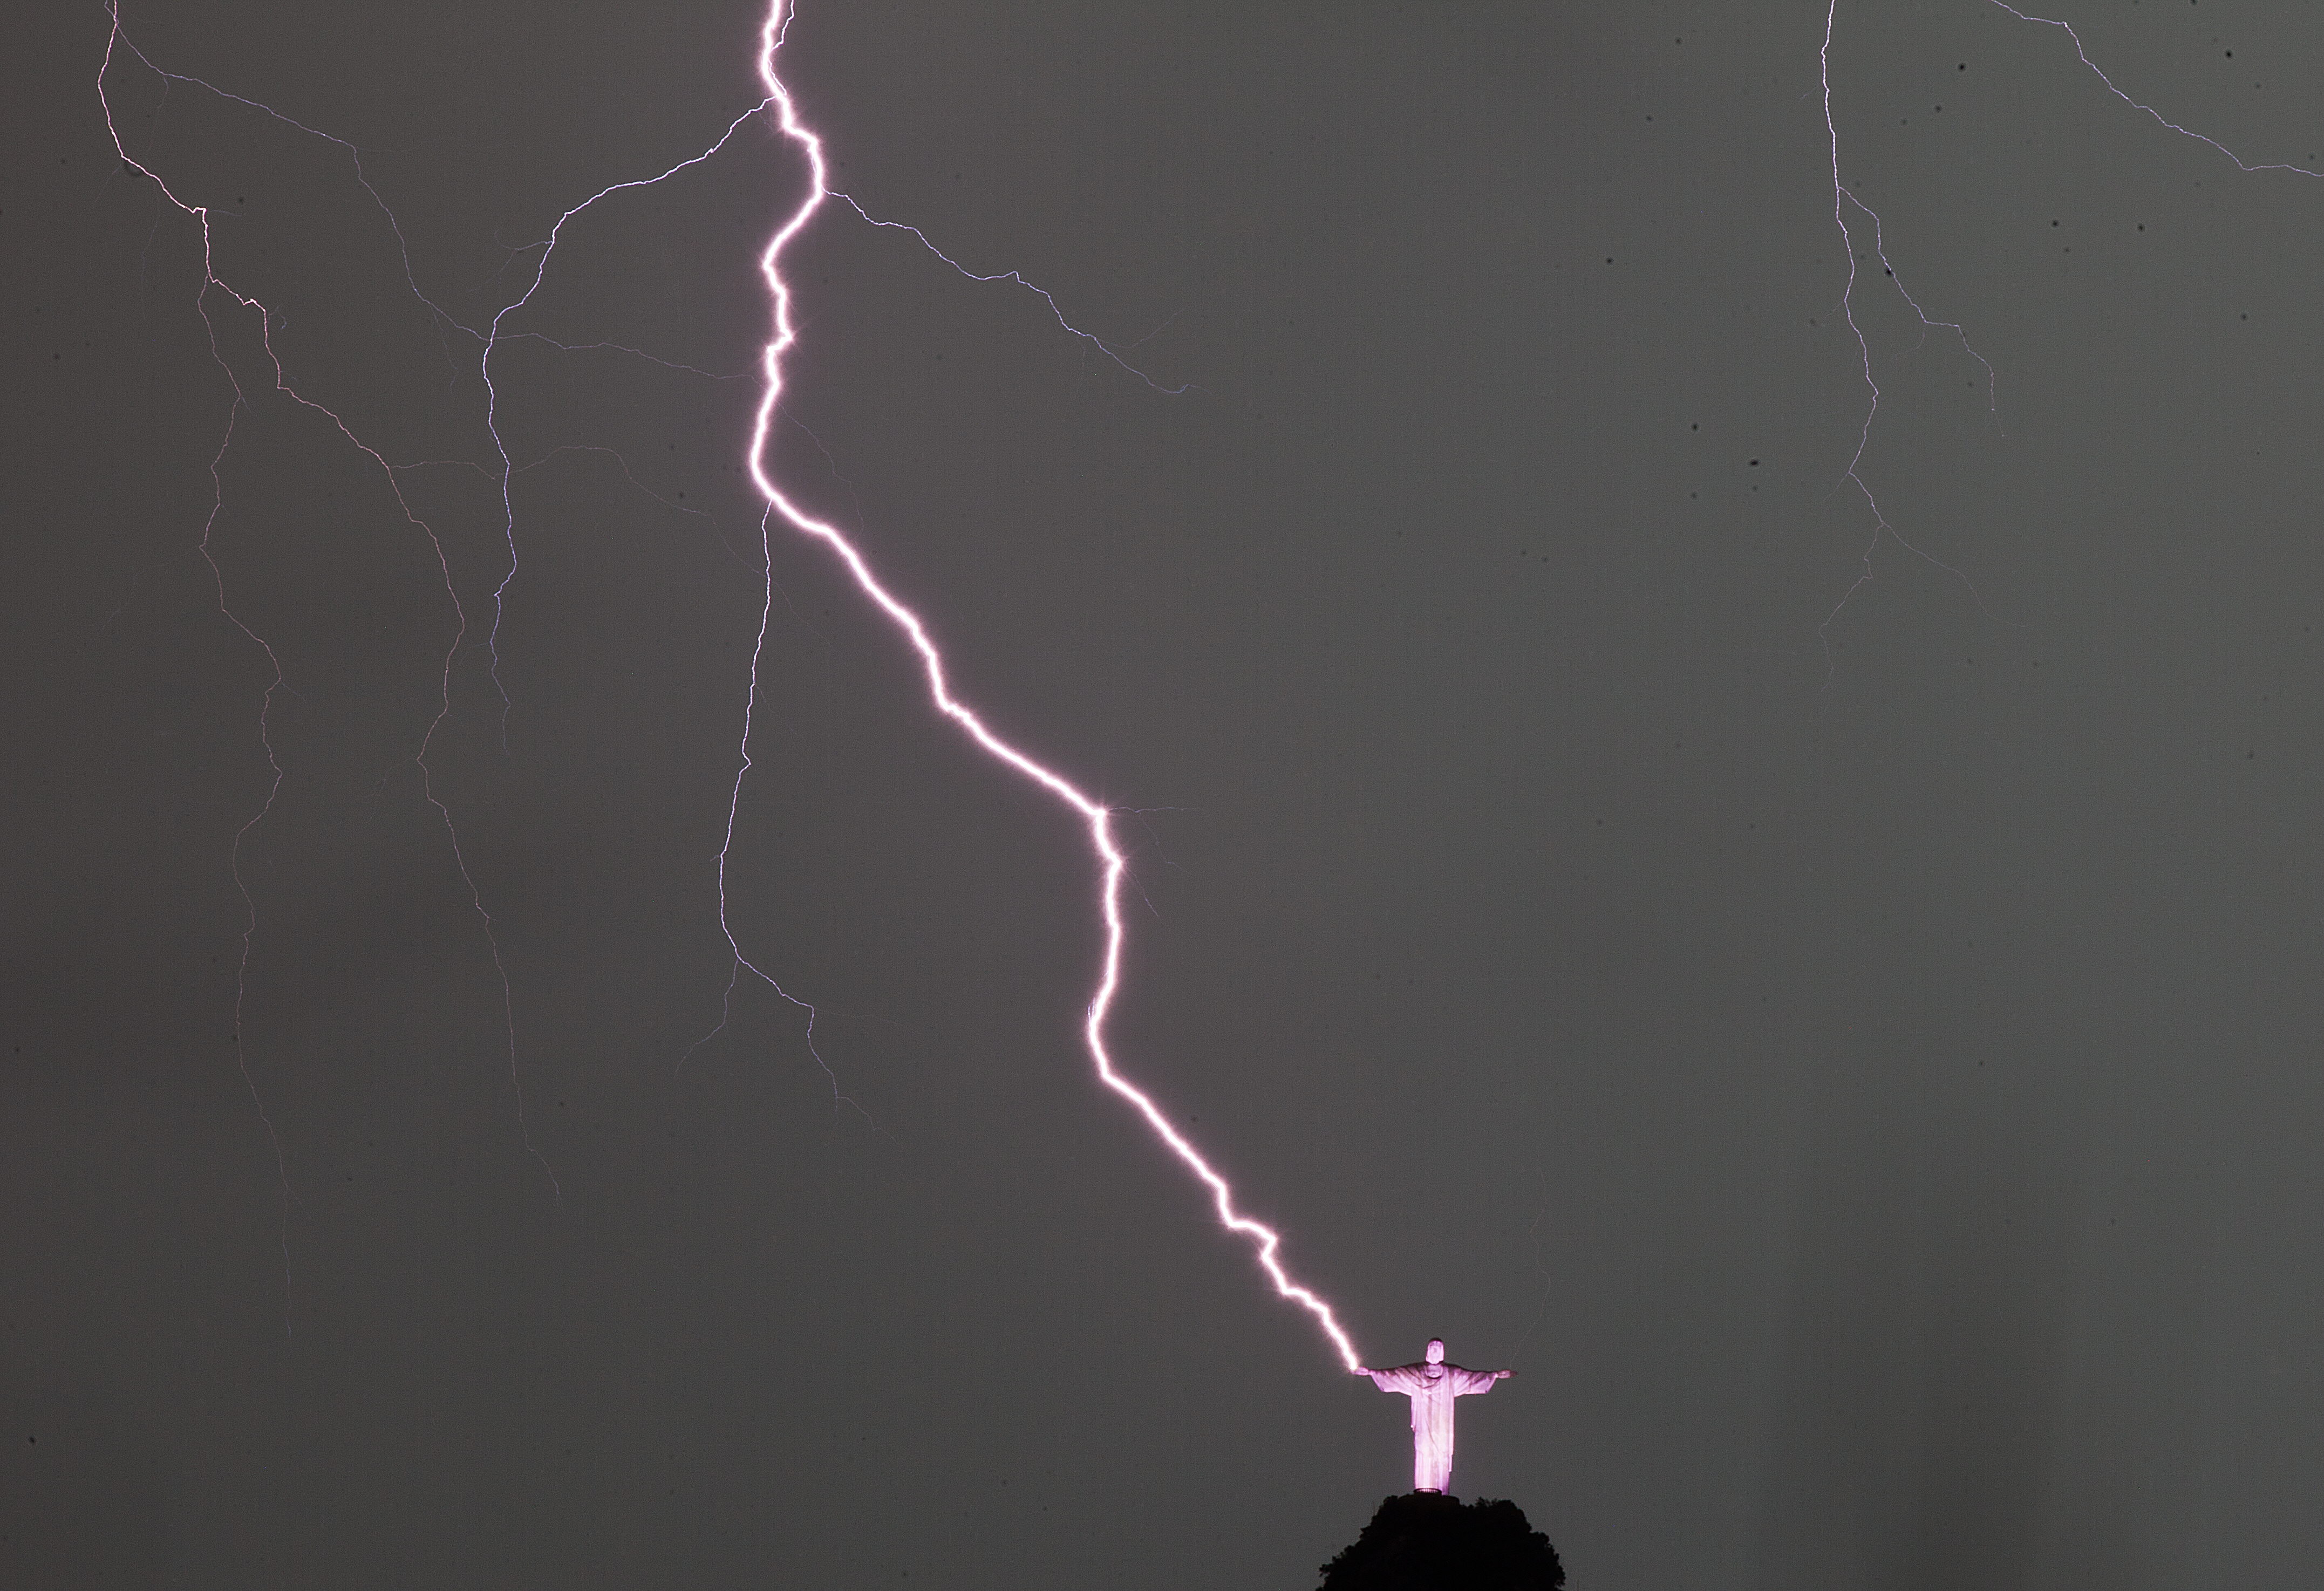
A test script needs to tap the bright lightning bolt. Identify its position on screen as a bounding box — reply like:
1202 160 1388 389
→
105 0 2308 1385
740 1 1363 1372
101 0 1363 1372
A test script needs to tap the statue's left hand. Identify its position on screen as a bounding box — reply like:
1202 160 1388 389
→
1496 1369 1515 1379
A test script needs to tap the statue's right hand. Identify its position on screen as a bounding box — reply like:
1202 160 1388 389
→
1352 1368 1371 1377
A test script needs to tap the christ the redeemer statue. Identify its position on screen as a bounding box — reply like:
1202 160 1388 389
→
1354 1339 1514 1494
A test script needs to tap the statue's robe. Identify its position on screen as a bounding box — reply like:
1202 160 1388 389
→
1365 1358 1502 1493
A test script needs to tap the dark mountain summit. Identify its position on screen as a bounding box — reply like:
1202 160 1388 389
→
1317 1492 1565 1590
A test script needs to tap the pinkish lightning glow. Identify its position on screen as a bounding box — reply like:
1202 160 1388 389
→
98 0 2320 1377
735 0 1364 1371
98 0 1361 1370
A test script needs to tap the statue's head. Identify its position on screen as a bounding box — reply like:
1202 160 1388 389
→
1425 1339 1445 1364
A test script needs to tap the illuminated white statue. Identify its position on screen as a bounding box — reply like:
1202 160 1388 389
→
1354 1338 1513 1494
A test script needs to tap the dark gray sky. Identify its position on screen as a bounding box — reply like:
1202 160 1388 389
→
10 2 2324 1586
